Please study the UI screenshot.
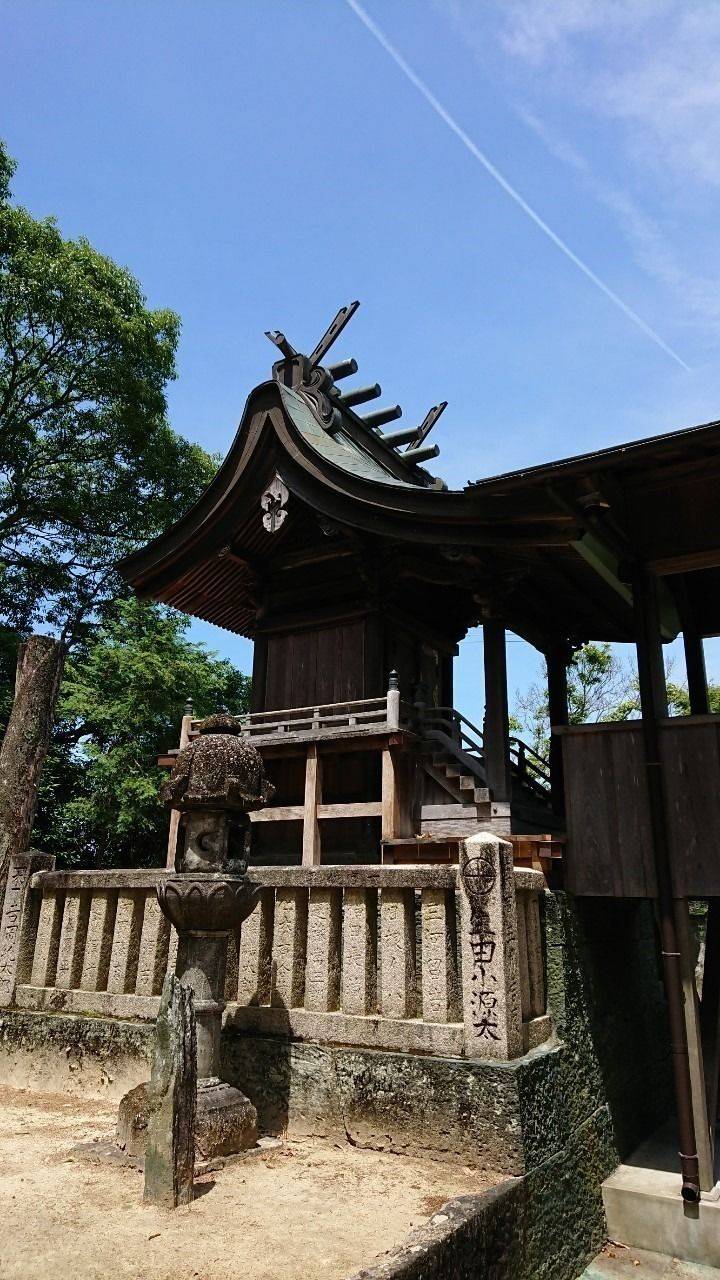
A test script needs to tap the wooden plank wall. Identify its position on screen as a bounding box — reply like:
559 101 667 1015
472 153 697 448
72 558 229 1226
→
263 619 370 710
561 717 720 897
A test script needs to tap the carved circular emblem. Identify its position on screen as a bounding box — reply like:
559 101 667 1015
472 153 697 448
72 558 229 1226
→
461 854 496 900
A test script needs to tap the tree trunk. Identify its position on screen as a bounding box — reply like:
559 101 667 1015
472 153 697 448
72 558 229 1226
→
0 634 66 883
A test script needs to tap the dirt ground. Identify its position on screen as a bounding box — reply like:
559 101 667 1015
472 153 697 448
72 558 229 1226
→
0 1085 495 1280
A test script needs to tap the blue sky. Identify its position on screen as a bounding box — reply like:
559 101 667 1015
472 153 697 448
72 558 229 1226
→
4 0 720 725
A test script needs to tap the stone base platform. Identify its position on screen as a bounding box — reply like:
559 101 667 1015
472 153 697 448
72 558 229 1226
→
603 1124 720 1269
117 1075 258 1159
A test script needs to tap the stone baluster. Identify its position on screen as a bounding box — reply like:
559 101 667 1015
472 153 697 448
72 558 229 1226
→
271 887 308 1009
341 887 377 1015
380 887 416 1018
106 891 144 995
524 891 546 1020
458 831 523 1060
80 889 118 992
237 888 274 1005
135 892 171 996
420 887 459 1024
55 890 91 990
30 888 65 988
305 887 342 1012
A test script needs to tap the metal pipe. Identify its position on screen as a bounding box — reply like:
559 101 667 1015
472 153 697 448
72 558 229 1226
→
633 566 701 1203
336 383 381 408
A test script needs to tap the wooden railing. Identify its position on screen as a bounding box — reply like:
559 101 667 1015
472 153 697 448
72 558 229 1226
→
165 682 416 867
2 852 552 1060
419 706 551 798
182 687 413 747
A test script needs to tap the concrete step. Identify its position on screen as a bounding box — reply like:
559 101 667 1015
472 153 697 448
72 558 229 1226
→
603 1161 720 1270
579 1243 720 1277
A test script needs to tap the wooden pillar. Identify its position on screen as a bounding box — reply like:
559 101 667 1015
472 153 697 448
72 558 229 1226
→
302 744 322 867
166 702 193 869
483 620 512 804
633 565 703 1199
546 643 570 818
677 587 709 715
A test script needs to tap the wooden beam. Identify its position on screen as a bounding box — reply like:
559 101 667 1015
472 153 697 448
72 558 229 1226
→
547 643 570 818
650 547 720 576
483 620 512 804
302 744 322 866
250 801 383 823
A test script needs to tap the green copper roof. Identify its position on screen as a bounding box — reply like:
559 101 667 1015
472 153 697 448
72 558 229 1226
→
279 385 425 490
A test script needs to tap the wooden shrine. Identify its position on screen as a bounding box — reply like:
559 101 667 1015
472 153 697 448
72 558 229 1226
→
121 301 720 1200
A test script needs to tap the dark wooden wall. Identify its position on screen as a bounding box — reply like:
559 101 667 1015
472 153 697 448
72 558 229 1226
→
560 716 720 896
252 611 455 712
256 615 382 711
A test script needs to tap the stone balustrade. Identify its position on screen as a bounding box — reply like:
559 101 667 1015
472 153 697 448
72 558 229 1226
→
0 835 552 1060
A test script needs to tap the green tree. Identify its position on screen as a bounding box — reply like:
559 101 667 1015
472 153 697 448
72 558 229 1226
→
32 598 251 869
0 139 217 876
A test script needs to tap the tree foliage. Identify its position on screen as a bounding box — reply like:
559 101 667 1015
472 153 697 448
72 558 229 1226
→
29 598 251 868
0 138 226 877
0 138 216 643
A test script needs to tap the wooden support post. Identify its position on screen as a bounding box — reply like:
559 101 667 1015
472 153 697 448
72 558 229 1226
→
483 620 512 804
166 703 193 869
675 579 709 716
381 747 413 841
302 744 322 866
547 642 570 818
684 629 709 716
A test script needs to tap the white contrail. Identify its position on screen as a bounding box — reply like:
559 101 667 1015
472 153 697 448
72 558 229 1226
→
344 0 691 372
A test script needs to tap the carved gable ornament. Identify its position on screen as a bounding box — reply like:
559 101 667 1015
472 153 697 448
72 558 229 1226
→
261 475 288 533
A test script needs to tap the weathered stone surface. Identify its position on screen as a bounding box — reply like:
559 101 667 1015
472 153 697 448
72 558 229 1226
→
0 1008 152 1098
161 716 273 816
380 888 416 1019
0 853 54 1006
194 1078 257 1158
117 1080 151 1156
346 1182 524 1280
143 973 196 1208
420 887 459 1024
342 887 377 1015
458 831 523 1060
118 1076 258 1160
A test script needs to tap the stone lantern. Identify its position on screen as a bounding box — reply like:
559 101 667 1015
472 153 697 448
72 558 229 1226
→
118 714 274 1159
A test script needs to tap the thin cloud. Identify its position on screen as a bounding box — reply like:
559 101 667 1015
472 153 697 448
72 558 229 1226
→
344 0 691 371
519 109 720 326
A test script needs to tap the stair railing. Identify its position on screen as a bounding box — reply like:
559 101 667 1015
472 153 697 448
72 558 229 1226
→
416 705 551 799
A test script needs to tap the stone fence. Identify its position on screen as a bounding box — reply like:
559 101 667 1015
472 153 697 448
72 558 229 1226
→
0 835 552 1061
